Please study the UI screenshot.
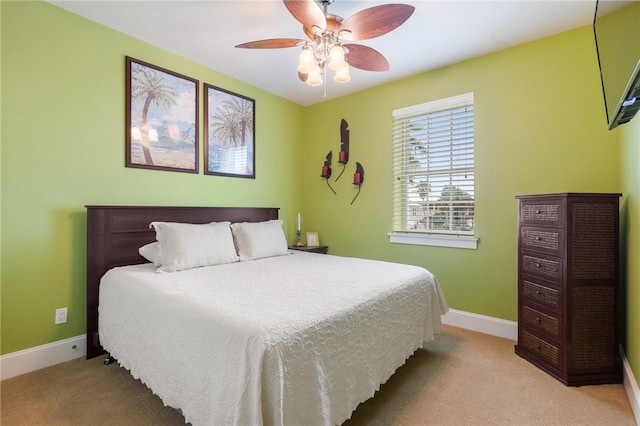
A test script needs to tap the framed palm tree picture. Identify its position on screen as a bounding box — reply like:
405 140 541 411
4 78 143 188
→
125 57 199 173
204 83 255 179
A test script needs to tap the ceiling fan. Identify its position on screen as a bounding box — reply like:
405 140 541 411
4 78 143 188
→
235 0 415 86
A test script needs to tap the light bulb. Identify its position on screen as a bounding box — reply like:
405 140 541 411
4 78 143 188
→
334 64 351 83
307 66 323 86
328 45 346 71
297 48 316 74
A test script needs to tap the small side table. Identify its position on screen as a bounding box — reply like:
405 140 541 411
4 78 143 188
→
289 245 328 254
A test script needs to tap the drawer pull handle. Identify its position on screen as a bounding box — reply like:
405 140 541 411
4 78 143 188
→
535 290 542 296
537 345 542 351
536 317 541 324
535 236 541 241
535 263 541 268
535 210 541 214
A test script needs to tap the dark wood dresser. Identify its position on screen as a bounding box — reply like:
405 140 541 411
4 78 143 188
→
514 193 622 385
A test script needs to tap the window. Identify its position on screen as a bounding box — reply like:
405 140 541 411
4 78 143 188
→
390 93 477 249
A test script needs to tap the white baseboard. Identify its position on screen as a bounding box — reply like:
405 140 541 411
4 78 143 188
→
0 335 86 381
442 308 518 341
621 348 640 425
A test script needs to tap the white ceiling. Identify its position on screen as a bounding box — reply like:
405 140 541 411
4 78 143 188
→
48 0 628 106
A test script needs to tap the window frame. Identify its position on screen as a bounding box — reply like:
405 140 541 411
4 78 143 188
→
390 92 478 250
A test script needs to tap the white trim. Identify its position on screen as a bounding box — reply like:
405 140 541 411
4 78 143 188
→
0 335 86 380
621 347 640 425
441 308 517 341
389 232 478 250
393 92 474 117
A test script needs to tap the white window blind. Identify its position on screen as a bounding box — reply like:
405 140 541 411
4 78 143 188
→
392 93 475 238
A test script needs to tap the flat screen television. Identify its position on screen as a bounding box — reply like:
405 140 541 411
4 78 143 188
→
593 0 640 129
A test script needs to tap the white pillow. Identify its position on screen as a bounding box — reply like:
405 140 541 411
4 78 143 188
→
150 221 239 273
138 241 161 266
231 220 288 261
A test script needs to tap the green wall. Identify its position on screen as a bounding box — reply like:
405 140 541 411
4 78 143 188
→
1 0 638 389
0 1 303 354
621 116 640 385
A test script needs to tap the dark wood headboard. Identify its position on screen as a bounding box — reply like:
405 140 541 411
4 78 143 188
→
85 205 280 359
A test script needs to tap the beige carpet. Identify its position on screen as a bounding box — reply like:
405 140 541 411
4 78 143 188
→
1 325 635 426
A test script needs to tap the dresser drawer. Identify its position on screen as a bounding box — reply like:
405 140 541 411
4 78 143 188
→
521 253 563 282
519 200 563 227
520 330 562 368
521 279 561 313
520 227 562 255
522 304 561 339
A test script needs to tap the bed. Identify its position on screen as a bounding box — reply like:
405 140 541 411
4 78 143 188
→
86 205 448 426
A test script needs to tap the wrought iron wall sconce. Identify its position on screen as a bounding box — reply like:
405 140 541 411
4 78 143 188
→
321 151 337 195
335 119 349 182
351 162 364 205
320 119 365 203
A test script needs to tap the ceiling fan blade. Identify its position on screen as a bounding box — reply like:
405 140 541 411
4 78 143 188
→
283 0 326 33
235 38 304 49
340 4 415 41
344 44 390 72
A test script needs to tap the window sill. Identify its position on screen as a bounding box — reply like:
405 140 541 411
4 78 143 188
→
388 232 478 250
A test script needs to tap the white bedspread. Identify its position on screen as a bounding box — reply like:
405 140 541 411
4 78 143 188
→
99 252 448 426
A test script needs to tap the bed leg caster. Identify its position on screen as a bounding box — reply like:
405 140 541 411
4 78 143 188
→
104 356 116 365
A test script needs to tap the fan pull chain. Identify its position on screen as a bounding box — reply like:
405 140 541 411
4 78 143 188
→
323 64 327 98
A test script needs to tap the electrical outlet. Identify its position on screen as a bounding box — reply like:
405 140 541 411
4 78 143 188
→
55 307 68 325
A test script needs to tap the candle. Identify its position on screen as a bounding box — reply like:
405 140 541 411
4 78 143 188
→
339 151 346 163
322 165 330 177
354 172 362 185
297 213 301 231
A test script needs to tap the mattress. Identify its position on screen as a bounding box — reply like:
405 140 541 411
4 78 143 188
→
98 251 448 426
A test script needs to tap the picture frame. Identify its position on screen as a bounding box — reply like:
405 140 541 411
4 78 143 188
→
306 232 319 247
204 83 255 178
125 57 199 173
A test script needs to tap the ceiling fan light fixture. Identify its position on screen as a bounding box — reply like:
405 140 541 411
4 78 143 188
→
298 47 316 74
328 44 346 71
334 64 351 83
338 29 352 40
307 75 323 87
307 66 323 86
236 1 415 90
